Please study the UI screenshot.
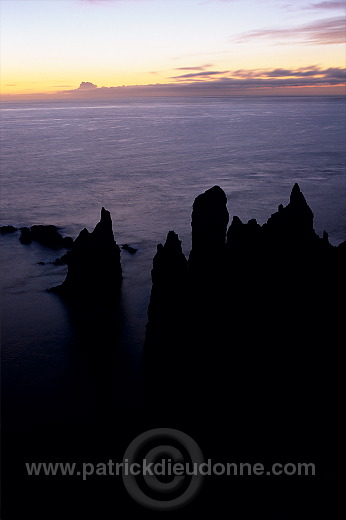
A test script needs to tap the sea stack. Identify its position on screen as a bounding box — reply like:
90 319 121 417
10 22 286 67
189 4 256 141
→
144 183 346 419
51 207 122 299
263 182 316 246
190 186 229 259
145 230 188 355
189 185 229 288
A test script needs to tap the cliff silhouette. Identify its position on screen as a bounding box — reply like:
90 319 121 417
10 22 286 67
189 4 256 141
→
3 186 344 518
144 184 345 430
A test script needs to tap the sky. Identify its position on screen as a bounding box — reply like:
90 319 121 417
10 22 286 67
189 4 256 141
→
0 0 345 99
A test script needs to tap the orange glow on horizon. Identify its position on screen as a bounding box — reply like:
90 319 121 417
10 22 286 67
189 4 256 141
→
1 64 345 99
1 0 345 99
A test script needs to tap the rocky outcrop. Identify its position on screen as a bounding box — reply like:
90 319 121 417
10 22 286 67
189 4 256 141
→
51 207 122 299
226 216 261 253
264 182 316 243
0 225 17 234
144 230 189 401
189 185 229 278
19 225 73 248
226 183 318 261
144 183 346 419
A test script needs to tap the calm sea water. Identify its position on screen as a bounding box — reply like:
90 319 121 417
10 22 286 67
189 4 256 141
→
1 96 345 427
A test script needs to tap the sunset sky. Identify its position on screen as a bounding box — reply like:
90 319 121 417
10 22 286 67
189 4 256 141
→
0 0 345 99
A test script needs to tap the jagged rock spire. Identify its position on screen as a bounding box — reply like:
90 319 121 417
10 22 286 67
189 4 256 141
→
264 182 315 244
51 207 122 298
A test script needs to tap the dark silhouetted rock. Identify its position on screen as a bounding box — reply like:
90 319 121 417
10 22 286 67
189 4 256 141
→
51 207 122 300
226 215 262 256
337 240 346 254
0 225 17 234
144 230 189 401
263 182 316 247
19 227 32 244
19 225 73 249
189 185 229 274
144 182 345 429
141 182 344 516
145 231 188 351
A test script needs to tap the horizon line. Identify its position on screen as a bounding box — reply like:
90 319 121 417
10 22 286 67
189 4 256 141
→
1 85 345 102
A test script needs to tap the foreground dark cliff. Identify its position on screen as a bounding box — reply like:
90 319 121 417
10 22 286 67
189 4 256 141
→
144 184 345 425
3 186 344 518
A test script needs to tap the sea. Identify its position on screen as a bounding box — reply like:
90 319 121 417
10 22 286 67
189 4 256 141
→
1 96 346 430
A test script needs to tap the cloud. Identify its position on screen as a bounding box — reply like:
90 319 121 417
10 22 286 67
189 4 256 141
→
199 66 346 87
306 1 346 10
77 81 98 90
60 66 345 99
170 65 345 84
175 70 345 89
258 66 345 79
175 64 213 71
175 67 206 71
171 70 229 79
234 16 346 45
323 67 346 79
38 65 342 104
